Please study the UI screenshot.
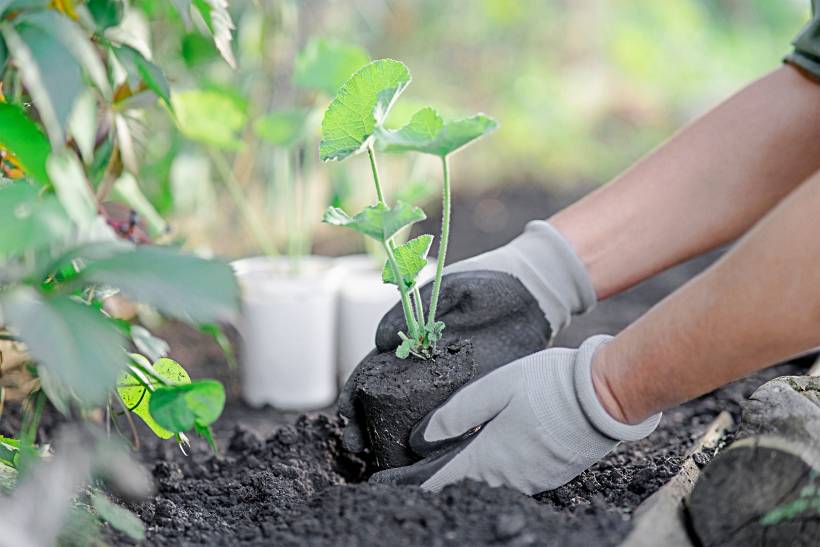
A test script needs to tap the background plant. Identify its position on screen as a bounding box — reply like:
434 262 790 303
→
0 0 240 538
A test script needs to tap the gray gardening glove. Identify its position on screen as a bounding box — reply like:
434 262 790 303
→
370 335 662 495
340 220 598 453
376 219 597 351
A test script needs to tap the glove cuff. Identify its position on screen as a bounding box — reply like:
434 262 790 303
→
505 221 597 332
573 335 661 442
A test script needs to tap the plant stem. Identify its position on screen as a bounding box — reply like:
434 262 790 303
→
383 241 419 339
427 156 451 328
367 144 420 339
210 149 278 258
367 145 386 204
128 357 170 388
412 286 425 329
0 332 20 342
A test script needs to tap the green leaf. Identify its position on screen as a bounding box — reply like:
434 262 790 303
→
181 32 218 68
0 36 6 72
1 19 84 145
149 380 225 432
46 149 97 227
382 234 433 288
68 91 97 165
322 200 425 242
75 244 240 324
86 0 124 30
200 323 237 369
111 172 169 236
293 38 369 96
0 287 126 404
0 103 51 185
253 109 308 147
130 325 169 362
173 89 247 149
117 356 190 439
319 59 411 161
396 337 412 359
0 183 71 256
192 0 236 69
91 492 145 541
376 107 498 157
114 45 173 110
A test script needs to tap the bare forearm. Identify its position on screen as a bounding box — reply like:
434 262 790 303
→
594 169 820 424
551 65 820 299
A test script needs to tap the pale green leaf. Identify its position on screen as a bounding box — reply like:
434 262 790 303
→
395 338 412 359
114 45 172 110
111 172 168 236
0 103 51 185
1 287 126 404
192 0 236 69
117 356 190 439
293 38 369 96
130 325 169 362
382 234 433 287
0 21 84 145
91 492 145 541
20 11 111 99
46 149 97 228
68 91 97 165
173 89 247 149
377 107 498 157
0 183 71 256
253 109 307 147
322 200 425 242
319 59 411 161
75 244 240 324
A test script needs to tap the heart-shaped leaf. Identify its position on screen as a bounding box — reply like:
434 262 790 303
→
322 200 425 242
117 356 191 439
293 38 369 97
148 380 225 433
376 107 498 157
382 234 433 288
319 59 411 162
0 103 51 185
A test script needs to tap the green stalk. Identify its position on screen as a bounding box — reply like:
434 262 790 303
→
412 286 426 330
366 144 420 338
383 241 419 339
427 156 451 328
210 149 278 258
367 145 386 204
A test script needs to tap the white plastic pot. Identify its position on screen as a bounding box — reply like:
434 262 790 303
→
333 254 435 384
232 256 337 410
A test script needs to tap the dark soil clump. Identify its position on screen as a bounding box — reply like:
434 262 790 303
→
354 341 476 469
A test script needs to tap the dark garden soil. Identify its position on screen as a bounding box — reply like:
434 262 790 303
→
5 183 813 546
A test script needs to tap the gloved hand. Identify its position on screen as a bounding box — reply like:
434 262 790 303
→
370 335 661 495
339 220 598 453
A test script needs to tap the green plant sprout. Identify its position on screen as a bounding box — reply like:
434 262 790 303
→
319 59 497 359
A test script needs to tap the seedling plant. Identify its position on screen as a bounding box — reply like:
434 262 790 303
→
320 59 497 359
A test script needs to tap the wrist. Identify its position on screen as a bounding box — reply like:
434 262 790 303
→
574 336 661 441
590 341 632 425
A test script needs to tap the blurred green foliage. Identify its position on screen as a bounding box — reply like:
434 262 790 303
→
134 0 808 255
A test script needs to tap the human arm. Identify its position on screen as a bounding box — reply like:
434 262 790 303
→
551 64 820 300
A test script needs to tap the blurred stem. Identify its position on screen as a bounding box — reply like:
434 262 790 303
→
0 332 20 342
210 149 278 257
128 357 169 388
427 156 451 329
